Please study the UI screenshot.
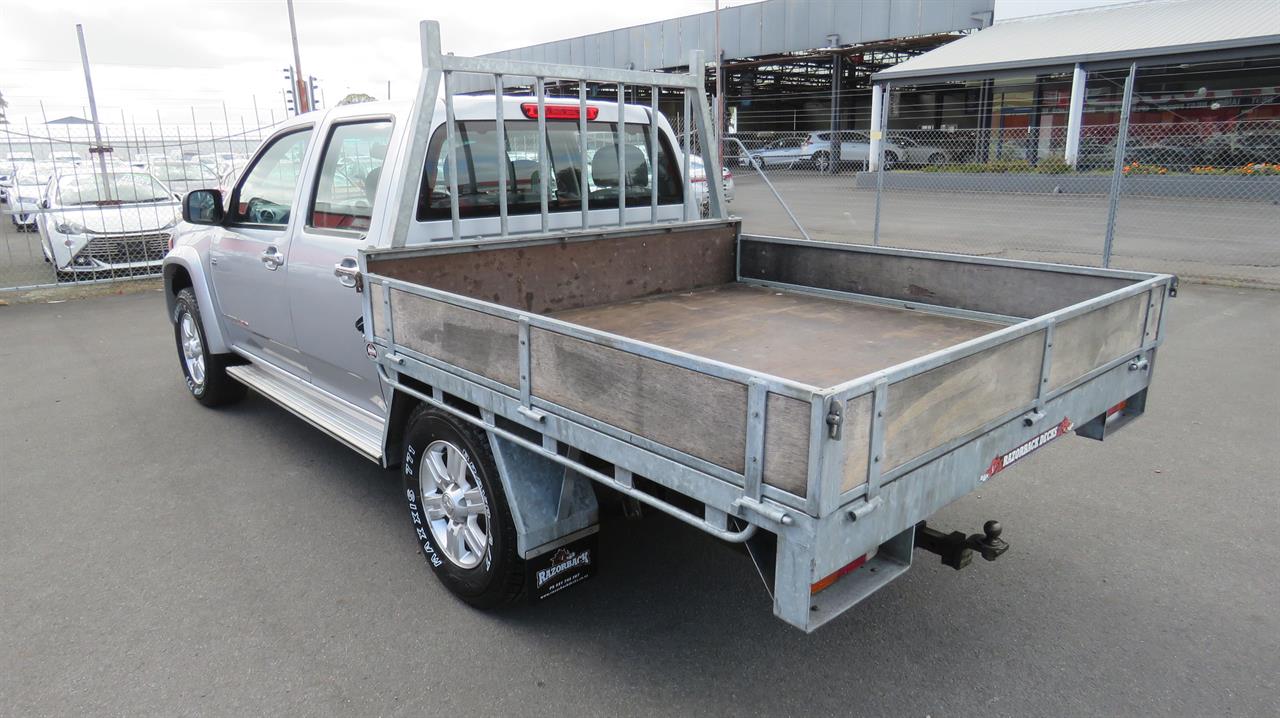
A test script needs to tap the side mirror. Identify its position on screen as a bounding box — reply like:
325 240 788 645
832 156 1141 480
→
182 188 224 225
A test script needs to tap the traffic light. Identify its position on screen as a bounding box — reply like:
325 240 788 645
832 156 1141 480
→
283 67 297 115
308 76 320 110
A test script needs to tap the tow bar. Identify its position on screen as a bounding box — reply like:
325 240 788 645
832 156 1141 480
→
914 520 1009 570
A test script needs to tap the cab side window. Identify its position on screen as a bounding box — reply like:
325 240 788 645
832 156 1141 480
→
231 128 313 226
309 120 393 232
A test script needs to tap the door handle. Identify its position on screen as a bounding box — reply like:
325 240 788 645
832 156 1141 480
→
261 246 284 270
334 257 362 292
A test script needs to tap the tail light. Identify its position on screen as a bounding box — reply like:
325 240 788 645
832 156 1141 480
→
520 103 599 120
811 554 868 595
722 168 733 180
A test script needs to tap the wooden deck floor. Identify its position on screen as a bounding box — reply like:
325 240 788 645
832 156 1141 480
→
550 283 1001 387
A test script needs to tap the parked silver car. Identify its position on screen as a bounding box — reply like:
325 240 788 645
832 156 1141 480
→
740 137 809 169
801 131 903 171
887 135 952 166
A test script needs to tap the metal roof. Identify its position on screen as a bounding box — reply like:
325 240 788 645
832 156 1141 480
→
456 0 991 90
874 0 1280 82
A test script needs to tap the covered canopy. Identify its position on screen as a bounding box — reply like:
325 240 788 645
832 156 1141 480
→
873 0 1280 83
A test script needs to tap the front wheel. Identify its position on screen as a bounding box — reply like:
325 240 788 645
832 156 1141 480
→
173 287 245 407
812 150 832 172
402 405 525 608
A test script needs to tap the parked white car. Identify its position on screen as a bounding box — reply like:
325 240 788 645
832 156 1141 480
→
150 160 220 198
37 171 178 278
690 155 734 212
0 159 36 203
7 165 57 230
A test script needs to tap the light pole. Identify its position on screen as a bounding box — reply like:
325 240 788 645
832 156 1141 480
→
75 24 112 198
286 0 309 113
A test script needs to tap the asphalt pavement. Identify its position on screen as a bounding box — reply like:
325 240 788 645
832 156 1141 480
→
728 172 1280 288
2 284 1278 716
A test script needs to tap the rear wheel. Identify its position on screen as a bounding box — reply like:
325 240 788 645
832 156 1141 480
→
173 287 245 407
812 150 832 172
927 152 947 165
402 405 524 608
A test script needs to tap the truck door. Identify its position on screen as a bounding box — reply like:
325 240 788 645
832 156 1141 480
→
210 127 314 375
288 118 395 416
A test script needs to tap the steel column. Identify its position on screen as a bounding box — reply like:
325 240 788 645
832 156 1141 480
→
1102 63 1137 268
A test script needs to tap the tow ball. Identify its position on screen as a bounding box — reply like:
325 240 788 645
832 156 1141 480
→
913 520 1009 570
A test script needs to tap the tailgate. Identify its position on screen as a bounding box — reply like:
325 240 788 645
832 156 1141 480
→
785 274 1174 631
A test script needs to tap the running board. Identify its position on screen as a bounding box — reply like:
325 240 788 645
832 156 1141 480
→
226 363 384 463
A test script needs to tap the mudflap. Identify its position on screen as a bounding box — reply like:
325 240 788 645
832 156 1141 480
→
485 424 601 600
526 528 600 601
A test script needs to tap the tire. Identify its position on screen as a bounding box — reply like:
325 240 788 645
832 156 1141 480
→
401 405 524 608
927 152 947 165
173 287 245 407
884 152 899 169
812 150 831 172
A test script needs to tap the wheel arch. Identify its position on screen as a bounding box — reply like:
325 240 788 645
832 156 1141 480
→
163 247 228 354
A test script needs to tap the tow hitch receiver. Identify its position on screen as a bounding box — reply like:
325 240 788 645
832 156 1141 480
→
914 520 1009 570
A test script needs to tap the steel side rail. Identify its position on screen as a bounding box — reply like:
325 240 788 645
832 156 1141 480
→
378 364 757 543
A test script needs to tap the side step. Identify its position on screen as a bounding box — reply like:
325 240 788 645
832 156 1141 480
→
226 363 384 463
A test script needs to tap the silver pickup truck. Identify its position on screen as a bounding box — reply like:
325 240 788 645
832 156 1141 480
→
163 21 1176 632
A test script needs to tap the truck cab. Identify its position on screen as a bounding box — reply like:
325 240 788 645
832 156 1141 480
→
163 94 692 449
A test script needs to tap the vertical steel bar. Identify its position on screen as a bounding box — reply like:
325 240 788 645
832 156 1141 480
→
681 85 691 221
873 82 888 246
390 21 442 249
649 86 659 223
578 81 589 229
864 379 889 501
743 379 768 502
1103 62 1137 268
535 78 549 233
617 82 626 227
829 52 839 175
688 51 725 218
443 70 461 242
494 74 508 237
1036 321 1056 410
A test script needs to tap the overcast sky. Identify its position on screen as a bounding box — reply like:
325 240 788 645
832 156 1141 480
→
0 0 1127 129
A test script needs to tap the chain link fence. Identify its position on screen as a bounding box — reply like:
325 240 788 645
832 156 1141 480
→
1 116 278 291
721 117 1279 287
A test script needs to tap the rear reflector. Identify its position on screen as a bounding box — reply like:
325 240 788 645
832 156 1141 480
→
520 103 599 121
1106 400 1127 417
810 554 868 595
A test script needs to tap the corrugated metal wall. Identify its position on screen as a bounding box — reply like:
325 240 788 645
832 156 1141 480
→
451 0 992 91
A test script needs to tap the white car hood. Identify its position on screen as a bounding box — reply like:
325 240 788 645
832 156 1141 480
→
53 203 178 234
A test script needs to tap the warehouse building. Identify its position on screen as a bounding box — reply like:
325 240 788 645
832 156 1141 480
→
467 0 995 134
866 0 1280 168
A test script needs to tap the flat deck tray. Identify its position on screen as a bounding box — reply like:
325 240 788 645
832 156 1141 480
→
549 283 1000 388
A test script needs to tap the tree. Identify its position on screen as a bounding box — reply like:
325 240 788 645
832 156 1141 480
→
337 93 378 106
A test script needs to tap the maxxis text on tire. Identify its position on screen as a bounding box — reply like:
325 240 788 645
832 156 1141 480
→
401 404 525 608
